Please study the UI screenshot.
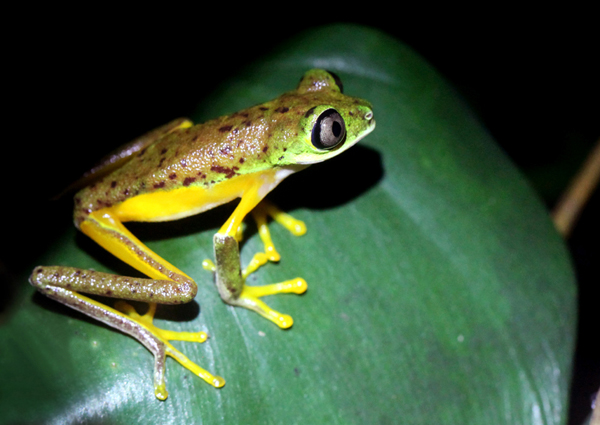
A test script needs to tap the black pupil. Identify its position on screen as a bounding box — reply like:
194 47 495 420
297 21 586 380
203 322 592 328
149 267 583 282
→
331 121 342 137
311 108 346 150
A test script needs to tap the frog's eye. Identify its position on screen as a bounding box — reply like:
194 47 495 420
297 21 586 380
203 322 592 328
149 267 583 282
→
311 109 346 150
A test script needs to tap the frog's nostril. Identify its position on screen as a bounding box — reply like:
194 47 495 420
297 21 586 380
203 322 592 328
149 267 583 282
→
365 111 373 120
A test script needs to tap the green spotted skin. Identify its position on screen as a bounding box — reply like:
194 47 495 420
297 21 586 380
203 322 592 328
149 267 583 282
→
73 70 374 227
30 266 196 304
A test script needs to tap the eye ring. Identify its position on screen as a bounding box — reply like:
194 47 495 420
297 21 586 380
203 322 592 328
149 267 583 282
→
311 109 346 150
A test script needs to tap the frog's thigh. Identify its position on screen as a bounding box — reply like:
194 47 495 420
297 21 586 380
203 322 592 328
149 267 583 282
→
81 210 195 289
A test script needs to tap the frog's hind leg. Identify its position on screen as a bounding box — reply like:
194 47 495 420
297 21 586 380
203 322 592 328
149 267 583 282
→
30 266 224 400
33 209 224 399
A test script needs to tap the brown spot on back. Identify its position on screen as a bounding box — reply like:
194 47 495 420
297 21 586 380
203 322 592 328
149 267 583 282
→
219 125 233 133
275 106 289 113
211 165 239 179
183 177 196 186
169 173 177 180
153 181 166 189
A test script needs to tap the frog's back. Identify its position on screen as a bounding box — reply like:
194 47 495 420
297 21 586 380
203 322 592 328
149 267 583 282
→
72 100 288 227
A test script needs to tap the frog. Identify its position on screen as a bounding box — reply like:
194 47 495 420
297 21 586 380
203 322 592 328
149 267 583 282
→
29 69 376 400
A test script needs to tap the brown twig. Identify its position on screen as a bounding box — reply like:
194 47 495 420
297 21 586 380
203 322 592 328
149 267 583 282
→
552 137 600 237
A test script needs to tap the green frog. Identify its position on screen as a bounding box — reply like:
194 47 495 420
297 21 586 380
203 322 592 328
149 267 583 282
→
30 69 375 399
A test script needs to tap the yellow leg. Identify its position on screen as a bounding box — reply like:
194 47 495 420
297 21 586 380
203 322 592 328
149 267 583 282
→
201 181 309 329
114 301 208 343
245 199 307 276
114 301 224 399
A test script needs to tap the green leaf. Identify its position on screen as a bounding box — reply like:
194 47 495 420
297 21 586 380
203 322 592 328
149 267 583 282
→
1 24 575 424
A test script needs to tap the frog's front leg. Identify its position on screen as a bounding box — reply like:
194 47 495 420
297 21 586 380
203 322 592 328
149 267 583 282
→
206 180 308 329
212 234 307 328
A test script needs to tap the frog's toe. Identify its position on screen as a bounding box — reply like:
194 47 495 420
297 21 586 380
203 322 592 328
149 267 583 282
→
243 278 307 298
276 314 294 329
150 335 225 400
233 278 308 328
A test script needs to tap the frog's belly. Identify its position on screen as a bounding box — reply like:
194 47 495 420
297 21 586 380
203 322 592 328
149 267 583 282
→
111 177 250 223
111 185 236 222
110 167 298 223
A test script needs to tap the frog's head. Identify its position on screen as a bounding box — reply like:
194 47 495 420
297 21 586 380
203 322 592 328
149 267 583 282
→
270 69 375 166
